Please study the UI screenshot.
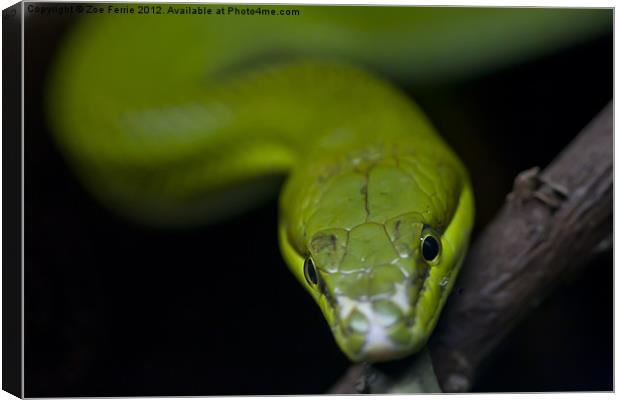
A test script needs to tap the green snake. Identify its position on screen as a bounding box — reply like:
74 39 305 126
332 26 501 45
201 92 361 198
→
46 6 610 363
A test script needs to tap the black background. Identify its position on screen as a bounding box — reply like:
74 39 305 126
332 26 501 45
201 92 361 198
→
23 9 612 396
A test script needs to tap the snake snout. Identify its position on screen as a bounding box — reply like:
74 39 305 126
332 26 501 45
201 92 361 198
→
335 297 414 362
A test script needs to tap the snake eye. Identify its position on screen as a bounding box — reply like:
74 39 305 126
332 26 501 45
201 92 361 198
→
304 257 319 286
421 231 441 263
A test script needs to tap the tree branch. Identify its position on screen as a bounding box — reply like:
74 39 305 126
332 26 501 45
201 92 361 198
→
329 102 613 394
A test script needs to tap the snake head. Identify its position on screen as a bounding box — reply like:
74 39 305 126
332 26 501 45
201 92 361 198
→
279 151 474 362
280 206 472 362
302 217 446 362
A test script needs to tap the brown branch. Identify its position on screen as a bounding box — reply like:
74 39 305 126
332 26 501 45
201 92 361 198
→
329 102 613 394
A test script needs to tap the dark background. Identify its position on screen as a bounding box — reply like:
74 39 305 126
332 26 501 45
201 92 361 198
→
24 10 612 396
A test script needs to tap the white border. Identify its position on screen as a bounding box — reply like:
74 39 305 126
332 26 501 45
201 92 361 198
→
0 1 615 400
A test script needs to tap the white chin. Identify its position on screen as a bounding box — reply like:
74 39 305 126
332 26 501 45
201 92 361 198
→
361 325 399 362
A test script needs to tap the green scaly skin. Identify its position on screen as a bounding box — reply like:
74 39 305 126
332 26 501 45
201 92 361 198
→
47 6 610 362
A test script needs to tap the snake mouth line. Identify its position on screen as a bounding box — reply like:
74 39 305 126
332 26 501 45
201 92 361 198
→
328 279 425 361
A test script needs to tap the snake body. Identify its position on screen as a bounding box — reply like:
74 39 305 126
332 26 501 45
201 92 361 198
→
47 6 610 362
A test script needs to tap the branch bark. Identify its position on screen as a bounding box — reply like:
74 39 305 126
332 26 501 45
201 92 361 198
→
329 102 613 394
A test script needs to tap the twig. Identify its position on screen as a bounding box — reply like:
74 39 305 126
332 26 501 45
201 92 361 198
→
329 102 613 393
